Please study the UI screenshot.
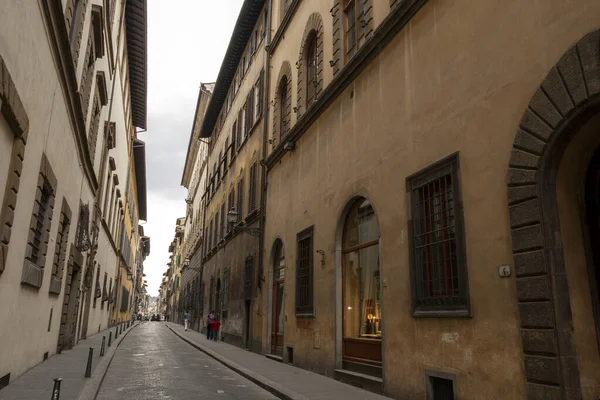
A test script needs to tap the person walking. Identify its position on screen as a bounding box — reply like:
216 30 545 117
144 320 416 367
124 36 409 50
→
183 311 190 331
206 311 214 339
209 317 221 341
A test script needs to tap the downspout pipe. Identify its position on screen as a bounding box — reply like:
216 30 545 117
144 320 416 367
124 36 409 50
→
258 0 273 309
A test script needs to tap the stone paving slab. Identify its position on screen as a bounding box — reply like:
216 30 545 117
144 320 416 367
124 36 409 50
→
165 322 392 400
0 321 137 400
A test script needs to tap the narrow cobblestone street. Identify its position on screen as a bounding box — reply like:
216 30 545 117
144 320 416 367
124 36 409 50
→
96 322 277 400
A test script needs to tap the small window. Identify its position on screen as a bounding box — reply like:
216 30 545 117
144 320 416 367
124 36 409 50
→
305 32 319 107
406 153 470 317
215 210 220 244
296 226 314 316
93 266 101 308
220 203 225 240
244 255 254 300
425 370 457 400
237 109 244 147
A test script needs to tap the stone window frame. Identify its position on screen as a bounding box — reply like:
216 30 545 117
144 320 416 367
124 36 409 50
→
331 0 373 75
296 13 324 117
65 0 89 70
295 225 314 317
405 152 471 318
49 198 72 295
0 55 30 274
101 271 108 309
22 153 58 289
272 62 292 148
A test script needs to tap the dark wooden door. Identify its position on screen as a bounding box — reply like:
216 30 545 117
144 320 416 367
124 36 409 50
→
271 281 284 356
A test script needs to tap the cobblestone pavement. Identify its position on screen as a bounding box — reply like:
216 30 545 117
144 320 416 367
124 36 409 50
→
96 322 278 400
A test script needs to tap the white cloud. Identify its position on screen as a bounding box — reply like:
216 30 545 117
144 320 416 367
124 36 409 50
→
142 0 244 295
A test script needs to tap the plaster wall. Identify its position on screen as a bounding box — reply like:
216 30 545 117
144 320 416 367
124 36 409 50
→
262 0 600 398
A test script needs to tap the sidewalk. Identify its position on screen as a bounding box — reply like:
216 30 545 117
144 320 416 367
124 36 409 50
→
0 321 138 400
165 322 392 400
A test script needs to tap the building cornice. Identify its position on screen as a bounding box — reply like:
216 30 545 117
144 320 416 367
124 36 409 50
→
265 0 428 170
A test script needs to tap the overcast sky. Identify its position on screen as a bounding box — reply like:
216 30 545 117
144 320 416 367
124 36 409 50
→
143 0 244 296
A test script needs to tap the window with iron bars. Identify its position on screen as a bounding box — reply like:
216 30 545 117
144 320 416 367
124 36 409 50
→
406 153 470 317
295 226 314 316
227 189 235 233
220 203 225 240
199 282 205 315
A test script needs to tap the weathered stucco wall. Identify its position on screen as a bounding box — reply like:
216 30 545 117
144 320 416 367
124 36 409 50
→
263 0 600 398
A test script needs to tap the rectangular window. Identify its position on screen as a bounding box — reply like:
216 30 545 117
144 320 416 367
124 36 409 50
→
223 138 229 174
199 282 205 315
256 71 264 119
101 272 108 309
248 162 257 214
244 255 253 300
231 123 237 156
406 153 470 317
93 266 101 308
51 204 70 279
208 219 213 250
215 210 220 244
227 189 235 232
343 0 365 61
221 203 225 240
237 109 243 148
237 178 244 217
296 226 314 316
222 267 229 317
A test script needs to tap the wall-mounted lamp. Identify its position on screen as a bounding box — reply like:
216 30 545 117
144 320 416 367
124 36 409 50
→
316 250 325 267
227 208 261 237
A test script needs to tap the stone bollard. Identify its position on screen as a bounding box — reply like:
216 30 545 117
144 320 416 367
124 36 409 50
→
100 336 106 357
51 377 62 400
84 347 94 378
108 331 112 347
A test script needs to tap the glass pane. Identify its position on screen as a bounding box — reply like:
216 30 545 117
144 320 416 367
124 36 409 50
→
345 4 355 55
343 199 379 249
277 284 284 333
343 245 381 339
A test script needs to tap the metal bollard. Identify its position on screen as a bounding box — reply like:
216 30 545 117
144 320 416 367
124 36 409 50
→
85 347 94 378
115 326 118 338
100 336 106 356
108 331 112 347
51 378 62 400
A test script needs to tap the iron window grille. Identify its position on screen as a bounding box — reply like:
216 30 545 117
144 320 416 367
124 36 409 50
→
220 203 225 239
31 181 52 265
295 226 314 316
406 152 470 317
278 76 289 140
199 282 205 315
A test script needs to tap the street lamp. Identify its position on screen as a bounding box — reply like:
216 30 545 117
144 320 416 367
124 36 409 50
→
227 208 260 237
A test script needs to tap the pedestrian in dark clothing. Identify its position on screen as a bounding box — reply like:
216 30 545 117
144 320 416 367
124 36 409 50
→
206 311 214 339
210 318 221 341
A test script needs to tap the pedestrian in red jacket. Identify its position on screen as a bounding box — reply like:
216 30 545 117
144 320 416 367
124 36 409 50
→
209 318 221 341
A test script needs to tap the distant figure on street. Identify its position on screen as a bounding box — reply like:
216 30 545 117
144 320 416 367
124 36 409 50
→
183 311 190 331
206 311 215 339
209 317 221 341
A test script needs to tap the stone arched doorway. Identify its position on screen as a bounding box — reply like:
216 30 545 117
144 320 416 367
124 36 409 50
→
507 29 600 399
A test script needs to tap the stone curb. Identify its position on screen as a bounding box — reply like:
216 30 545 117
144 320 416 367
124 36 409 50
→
165 323 309 400
77 322 140 400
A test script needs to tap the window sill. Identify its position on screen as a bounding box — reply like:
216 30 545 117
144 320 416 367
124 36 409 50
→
295 312 314 319
412 307 472 319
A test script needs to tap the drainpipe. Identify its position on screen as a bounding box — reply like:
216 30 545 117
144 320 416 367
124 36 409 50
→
258 0 273 353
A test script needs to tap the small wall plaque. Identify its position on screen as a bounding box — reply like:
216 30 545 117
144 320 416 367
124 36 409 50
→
498 265 511 277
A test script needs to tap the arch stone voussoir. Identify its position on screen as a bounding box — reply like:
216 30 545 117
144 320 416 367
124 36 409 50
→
508 29 600 399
